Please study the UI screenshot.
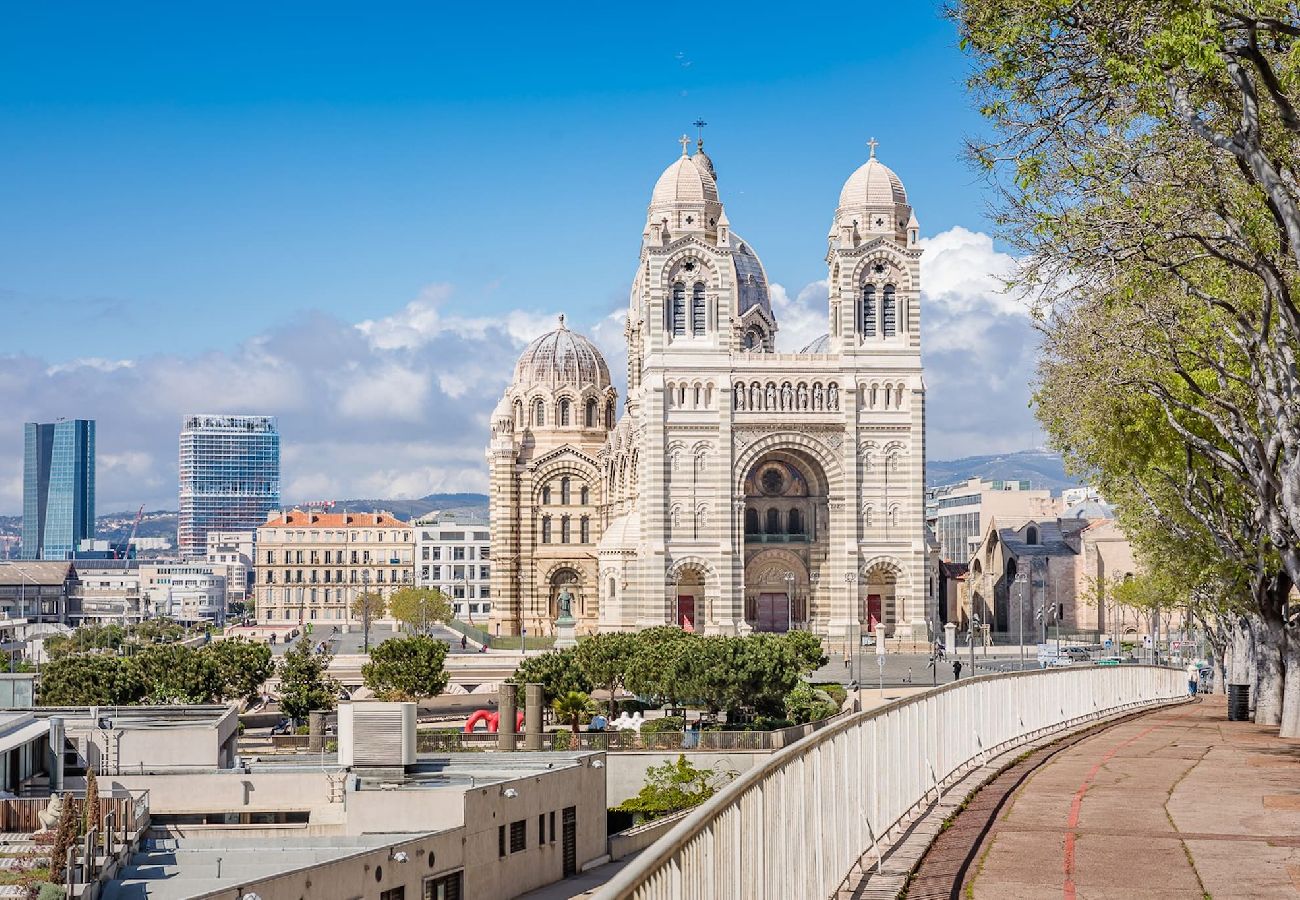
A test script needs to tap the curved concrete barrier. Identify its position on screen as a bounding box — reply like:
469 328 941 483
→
595 665 1185 900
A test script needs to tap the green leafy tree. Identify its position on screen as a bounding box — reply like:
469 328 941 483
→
387 587 454 635
351 591 387 651
551 690 594 736
46 624 125 660
574 632 637 717
361 635 449 701
614 755 735 823
133 644 224 704
508 648 591 705
277 638 340 722
202 638 274 703
625 628 693 706
783 682 838 725
39 655 145 706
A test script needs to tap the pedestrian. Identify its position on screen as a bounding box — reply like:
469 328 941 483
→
1186 661 1199 697
953 659 963 680
461 635 468 651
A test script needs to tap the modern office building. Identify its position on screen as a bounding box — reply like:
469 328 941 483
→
178 415 280 559
206 529 256 610
926 476 1060 563
22 419 95 560
414 516 492 621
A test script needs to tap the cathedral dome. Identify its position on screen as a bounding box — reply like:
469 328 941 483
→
512 316 612 391
691 140 717 182
650 154 719 208
838 156 908 208
800 333 831 354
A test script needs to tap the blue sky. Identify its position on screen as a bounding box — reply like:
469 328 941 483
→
0 3 1041 513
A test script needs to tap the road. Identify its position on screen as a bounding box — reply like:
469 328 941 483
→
267 622 475 656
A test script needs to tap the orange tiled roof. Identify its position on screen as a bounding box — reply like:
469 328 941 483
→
262 510 412 528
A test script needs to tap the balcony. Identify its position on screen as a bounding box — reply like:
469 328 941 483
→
744 533 811 544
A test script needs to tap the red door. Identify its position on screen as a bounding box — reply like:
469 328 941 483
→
756 593 790 633
867 595 882 632
677 595 695 632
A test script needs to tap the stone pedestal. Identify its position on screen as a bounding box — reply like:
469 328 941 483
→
944 622 957 656
554 615 577 649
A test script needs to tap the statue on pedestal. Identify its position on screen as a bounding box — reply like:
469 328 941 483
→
554 587 578 649
37 793 64 832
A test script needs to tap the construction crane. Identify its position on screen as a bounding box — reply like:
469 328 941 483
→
122 505 144 565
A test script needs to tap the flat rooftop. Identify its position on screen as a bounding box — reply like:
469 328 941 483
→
100 833 423 900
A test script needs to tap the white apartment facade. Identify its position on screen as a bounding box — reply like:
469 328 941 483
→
415 517 492 622
205 530 255 610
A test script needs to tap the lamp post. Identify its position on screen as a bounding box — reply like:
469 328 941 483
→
1014 572 1028 671
782 572 795 634
361 569 372 654
968 613 980 679
844 572 859 691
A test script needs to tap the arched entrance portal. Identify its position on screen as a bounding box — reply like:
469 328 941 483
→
672 568 703 632
861 560 901 636
741 448 828 632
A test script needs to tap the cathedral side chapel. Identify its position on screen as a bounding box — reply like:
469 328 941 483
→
489 136 927 642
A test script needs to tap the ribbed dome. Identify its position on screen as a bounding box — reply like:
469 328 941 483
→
838 157 908 208
512 316 612 390
800 333 831 354
692 141 717 181
597 512 640 553
650 155 719 208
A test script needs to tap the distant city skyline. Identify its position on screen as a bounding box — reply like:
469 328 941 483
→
21 419 95 559
0 5 1044 514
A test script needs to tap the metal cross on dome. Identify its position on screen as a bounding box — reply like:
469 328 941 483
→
679 134 691 155
867 137 879 158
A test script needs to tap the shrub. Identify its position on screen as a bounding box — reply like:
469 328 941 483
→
640 716 685 734
37 883 63 900
551 730 572 751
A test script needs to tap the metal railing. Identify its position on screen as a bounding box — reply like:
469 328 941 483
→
596 665 1185 900
416 715 846 753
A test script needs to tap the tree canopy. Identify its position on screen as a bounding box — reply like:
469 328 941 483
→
387 587 454 635
361 635 449 701
277 638 341 721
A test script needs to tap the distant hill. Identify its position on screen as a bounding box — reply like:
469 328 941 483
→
927 449 1082 494
320 493 489 522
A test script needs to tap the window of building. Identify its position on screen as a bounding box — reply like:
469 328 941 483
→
498 825 506 858
863 285 877 336
765 508 781 534
671 282 686 336
423 872 462 900
480 565 489 579
606 399 615 429
560 517 571 544
541 517 552 544
580 486 589 505
542 485 551 505
539 813 546 844
1026 525 1039 546
481 589 491 600
788 509 803 535
510 819 526 853
580 517 590 544
691 282 706 334
479 545 490 558
453 547 465 560
559 398 570 426
883 284 896 336
585 399 596 428
560 477 571 505
745 507 759 534
534 399 545 426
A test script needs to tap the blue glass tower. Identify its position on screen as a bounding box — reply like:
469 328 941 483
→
22 419 96 560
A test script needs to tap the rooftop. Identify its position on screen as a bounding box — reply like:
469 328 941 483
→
262 510 411 528
0 561 76 585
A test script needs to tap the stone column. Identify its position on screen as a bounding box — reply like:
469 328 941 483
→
308 710 326 753
524 683 544 751
498 683 518 751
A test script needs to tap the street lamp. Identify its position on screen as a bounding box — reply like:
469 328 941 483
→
968 613 980 679
844 572 860 699
782 572 795 634
1014 572 1028 671
361 570 372 653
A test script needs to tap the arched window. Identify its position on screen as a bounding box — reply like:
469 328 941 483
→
561 516 571 544
745 507 759 534
766 508 782 534
541 516 552 543
607 576 616 599
671 282 686 336
1026 525 1039 546
513 399 523 428
863 285 877 336
560 477 571 505
691 282 706 334
580 486 589 505
606 399 615 429
883 284 897 336
580 516 590 543
559 398 570 426
541 484 551 505
534 399 545 426
585 398 596 427
788 509 803 535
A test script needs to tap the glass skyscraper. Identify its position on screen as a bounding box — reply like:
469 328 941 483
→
178 415 280 559
22 419 96 560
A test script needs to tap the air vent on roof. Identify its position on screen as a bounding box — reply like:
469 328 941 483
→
338 702 416 768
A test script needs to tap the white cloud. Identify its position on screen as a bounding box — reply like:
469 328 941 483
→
0 229 1043 514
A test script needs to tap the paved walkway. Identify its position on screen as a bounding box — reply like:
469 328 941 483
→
950 697 1300 899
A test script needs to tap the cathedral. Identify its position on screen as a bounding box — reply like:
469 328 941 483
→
487 137 927 643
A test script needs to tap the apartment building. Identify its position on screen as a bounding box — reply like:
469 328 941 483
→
205 530 255 610
414 516 492 622
254 511 414 626
926 477 1061 563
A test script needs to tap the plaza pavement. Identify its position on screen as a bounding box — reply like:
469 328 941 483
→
955 696 1300 899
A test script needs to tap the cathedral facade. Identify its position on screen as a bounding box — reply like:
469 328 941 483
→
488 139 927 643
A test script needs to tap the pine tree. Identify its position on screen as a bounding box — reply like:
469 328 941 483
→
48 795 79 885
82 768 102 848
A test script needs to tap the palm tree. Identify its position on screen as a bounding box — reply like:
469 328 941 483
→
552 690 593 736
